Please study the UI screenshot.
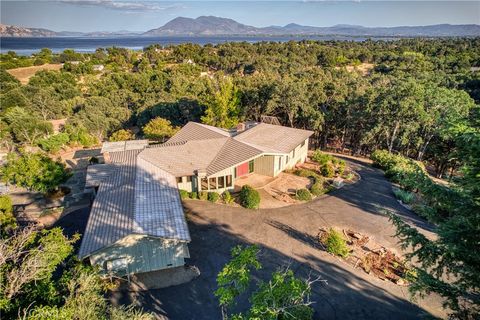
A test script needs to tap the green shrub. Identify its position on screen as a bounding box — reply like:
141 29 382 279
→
311 150 333 166
239 185 260 209
370 150 464 224
344 172 355 180
190 191 198 199
325 228 350 258
109 129 134 142
321 163 335 178
296 188 312 201
199 191 208 201
310 181 325 196
208 192 220 203
294 169 322 183
1 152 70 193
223 191 234 204
336 160 346 175
393 188 414 204
179 189 189 200
37 133 70 153
370 150 398 169
65 124 98 147
0 195 16 236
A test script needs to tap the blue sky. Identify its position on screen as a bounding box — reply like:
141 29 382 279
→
1 1 479 32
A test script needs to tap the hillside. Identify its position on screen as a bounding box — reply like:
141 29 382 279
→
2 18 479 38
144 16 258 36
0 23 58 37
144 16 480 37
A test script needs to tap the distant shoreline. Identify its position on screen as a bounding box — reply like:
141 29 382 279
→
1 34 466 56
0 35 391 55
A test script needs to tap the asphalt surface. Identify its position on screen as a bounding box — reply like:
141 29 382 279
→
58 156 444 320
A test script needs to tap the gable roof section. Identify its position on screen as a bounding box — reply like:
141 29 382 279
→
167 122 231 143
234 123 313 154
207 138 262 175
139 137 229 177
135 157 190 241
101 140 149 153
85 164 116 189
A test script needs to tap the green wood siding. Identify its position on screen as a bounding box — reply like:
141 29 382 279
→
90 236 189 275
253 155 275 176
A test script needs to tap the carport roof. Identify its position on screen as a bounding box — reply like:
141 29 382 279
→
78 149 190 259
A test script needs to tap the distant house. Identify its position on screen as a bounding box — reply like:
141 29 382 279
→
79 122 312 276
92 64 104 71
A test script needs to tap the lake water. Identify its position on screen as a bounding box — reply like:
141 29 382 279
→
1 35 384 56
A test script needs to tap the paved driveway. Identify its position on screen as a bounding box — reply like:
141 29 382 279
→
111 156 443 319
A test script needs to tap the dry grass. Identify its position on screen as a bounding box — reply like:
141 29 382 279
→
7 63 63 84
339 63 374 76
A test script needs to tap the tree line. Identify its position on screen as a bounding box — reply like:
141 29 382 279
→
1 38 478 178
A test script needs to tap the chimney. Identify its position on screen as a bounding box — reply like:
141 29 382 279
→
236 122 246 133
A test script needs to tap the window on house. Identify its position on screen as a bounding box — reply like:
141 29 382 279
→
209 177 217 189
201 178 208 190
226 175 232 187
293 148 296 158
286 156 289 164
300 140 306 148
218 176 225 188
248 160 254 173
278 157 282 170
186 176 192 182
176 177 183 184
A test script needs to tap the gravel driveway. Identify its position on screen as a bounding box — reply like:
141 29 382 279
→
79 156 444 319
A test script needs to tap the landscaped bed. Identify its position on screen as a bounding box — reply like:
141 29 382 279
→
282 150 360 203
317 227 415 286
179 151 360 209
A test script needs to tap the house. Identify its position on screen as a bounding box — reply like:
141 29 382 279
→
79 121 312 276
93 64 104 71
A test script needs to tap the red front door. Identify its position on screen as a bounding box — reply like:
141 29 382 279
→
236 162 249 177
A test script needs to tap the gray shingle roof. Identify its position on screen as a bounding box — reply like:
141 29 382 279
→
234 123 313 154
139 137 230 177
147 121 313 177
167 122 231 143
85 164 115 189
101 140 149 153
207 139 262 176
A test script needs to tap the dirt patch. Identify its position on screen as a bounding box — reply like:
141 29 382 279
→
337 63 374 76
49 118 67 134
266 172 311 194
7 63 63 84
318 228 414 286
262 172 310 206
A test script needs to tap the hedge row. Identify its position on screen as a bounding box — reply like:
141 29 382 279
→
370 150 467 223
179 190 234 205
311 150 346 177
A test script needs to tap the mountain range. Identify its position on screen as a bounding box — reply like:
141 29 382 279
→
2 16 480 38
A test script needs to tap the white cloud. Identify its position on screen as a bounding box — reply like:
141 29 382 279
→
60 0 177 12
